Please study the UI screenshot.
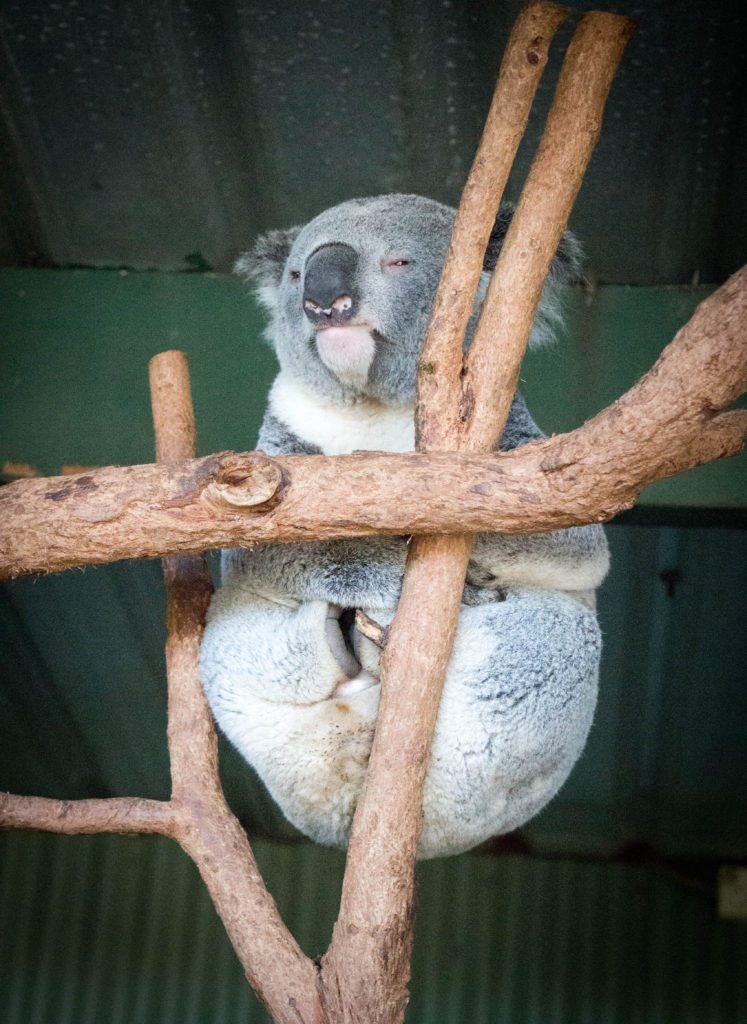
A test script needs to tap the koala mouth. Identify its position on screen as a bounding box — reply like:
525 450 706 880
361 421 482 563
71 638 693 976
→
315 324 376 386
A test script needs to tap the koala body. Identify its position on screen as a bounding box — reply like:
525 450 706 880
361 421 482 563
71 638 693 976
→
199 194 609 859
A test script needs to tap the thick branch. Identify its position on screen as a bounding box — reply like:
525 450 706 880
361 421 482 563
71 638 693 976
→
321 9 634 1022
1 267 744 582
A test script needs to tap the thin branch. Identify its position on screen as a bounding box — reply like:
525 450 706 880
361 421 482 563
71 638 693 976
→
461 11 636 450
0 794 177 835
148 352 322 1024
149 351 219 799
1 266 744 582
416 0 571 449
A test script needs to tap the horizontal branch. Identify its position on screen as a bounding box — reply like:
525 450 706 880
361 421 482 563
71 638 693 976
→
2 261 745 581
0 794 177 835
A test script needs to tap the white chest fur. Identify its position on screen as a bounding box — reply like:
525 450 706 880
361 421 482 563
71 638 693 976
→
269 373 415 455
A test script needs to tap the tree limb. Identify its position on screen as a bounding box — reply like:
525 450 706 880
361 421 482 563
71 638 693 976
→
0 794 177 835
1 266 744 582
321 9 634 1022
149 351 323 1024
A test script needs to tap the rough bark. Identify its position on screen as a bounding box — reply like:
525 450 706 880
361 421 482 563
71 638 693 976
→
149 352 323 1024
0 794 177 835
1 266 745 583
415 0 571 446
320 10 635 1023
0 357 324 1024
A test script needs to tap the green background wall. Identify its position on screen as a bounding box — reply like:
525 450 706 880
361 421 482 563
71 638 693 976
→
2 833 746 1024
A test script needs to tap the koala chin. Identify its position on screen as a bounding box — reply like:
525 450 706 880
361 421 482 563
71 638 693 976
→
200 193 609 859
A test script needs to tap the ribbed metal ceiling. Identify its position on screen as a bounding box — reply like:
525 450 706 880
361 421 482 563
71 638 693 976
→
1 0 745 282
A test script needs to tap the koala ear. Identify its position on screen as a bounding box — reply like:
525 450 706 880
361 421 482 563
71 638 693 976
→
234 225 301 310
481 204 583 348
482 204 582 284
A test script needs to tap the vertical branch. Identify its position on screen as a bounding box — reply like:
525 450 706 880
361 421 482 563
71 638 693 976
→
322 5 585 1022
149 351 217 797
461 11 635 449
416 0 571 450
323 9 633 1023
149 352 322 1024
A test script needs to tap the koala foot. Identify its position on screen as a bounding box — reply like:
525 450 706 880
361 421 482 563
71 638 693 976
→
333 670 380 698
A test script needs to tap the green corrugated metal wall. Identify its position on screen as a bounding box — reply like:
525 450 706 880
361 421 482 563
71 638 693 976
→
2 832 746 1024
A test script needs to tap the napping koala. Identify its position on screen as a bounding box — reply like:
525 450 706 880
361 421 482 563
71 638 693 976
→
199 194 609 859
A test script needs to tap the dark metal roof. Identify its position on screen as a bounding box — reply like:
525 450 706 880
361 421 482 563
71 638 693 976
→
1 0 746 282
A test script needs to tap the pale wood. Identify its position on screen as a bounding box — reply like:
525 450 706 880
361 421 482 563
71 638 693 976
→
1 266 745 582
354 609 389 649
416 0 570 450
462 11 636 450
320 10 635 1022
148 351 323 1024
149 351 220 796
0 794 177 835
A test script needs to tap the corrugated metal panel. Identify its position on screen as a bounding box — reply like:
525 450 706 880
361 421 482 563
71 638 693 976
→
1 525 746 860
0 0 745 283
1 833 745 1023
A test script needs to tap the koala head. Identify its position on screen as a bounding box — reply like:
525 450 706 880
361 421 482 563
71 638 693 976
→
237 194 580 407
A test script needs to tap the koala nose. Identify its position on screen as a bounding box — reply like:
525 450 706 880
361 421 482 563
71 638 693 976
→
303 243 359 326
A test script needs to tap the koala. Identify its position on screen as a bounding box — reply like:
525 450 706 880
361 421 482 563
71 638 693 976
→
199 194 609 859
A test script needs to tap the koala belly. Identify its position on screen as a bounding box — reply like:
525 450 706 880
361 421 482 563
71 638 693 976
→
199 586 600 859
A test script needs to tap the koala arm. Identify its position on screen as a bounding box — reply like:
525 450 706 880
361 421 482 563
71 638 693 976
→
231 399 608 608
467 393 609 594
222 411 407 610
222 536 406 612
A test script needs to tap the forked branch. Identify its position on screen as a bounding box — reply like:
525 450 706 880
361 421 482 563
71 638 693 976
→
321 9 635 1023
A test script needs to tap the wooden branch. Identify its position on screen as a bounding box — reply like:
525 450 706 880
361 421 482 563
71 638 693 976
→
462 11 636 450
354 610 389 649
416 0 571 449
149 351 219 799
321 9 634 1022
1 354 323 1024
1 266 744 583
148 352 322 1024
0 794 177 835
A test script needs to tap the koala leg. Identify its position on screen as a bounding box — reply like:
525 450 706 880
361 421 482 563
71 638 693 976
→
201 582 599 860
200 578 359 707
468 525 609 595
199 577 385 846
200 576 382 846
419 588 601 858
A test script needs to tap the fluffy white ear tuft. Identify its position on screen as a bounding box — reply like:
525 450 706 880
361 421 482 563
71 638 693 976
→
234 225 301 310
481 204 584 349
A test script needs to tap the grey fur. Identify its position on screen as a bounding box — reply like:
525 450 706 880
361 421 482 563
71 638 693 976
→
201 193 609 859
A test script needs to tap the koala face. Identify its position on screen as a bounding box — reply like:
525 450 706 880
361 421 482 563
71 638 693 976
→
237 193 580 407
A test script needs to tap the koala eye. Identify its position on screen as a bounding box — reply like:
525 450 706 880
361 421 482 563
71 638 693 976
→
289 269 301 281
382 258 414 274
